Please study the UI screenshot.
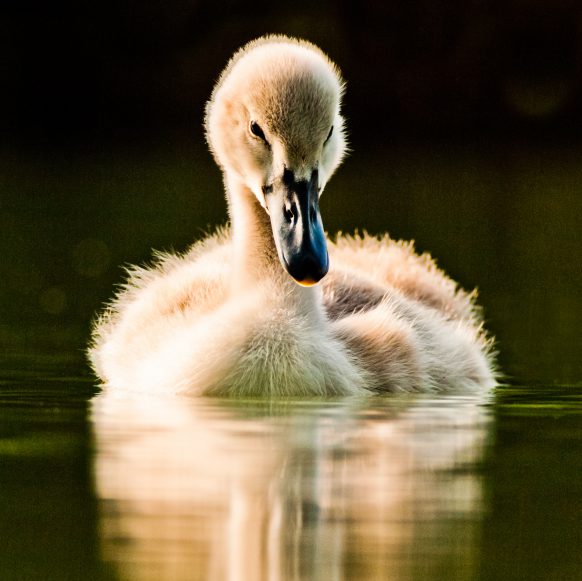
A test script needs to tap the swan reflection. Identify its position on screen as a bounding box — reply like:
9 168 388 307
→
91 392 492 580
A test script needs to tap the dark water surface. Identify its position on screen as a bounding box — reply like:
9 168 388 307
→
0 351 581 581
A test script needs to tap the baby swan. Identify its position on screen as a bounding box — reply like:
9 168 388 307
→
89 35 496 396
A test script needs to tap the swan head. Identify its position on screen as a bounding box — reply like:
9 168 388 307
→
205 36 347 286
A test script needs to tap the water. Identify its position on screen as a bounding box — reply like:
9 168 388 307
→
2 139 581 578
1 349 581 580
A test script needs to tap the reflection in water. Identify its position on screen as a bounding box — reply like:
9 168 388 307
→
91 392 492 581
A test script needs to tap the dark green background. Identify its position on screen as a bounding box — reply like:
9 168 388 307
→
2 1 582 384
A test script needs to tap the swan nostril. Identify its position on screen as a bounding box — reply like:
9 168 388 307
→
284 203 296 224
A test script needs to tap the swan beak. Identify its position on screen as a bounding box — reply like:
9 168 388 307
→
266 168 329 286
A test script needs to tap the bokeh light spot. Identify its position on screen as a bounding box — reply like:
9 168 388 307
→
39 286 67 315
504 77 572 119
72 238 111 278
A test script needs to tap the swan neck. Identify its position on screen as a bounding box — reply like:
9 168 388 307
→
227 177 278 281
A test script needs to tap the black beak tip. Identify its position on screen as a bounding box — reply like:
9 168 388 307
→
288 254 329 287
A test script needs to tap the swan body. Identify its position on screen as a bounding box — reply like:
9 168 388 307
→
89 36 495 396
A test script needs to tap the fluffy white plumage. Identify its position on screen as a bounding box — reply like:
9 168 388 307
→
89 36 496 396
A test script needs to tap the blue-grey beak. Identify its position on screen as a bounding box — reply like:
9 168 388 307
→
266 168 329 286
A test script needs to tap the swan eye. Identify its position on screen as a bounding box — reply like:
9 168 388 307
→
324 125 334 144
250 121 268 143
